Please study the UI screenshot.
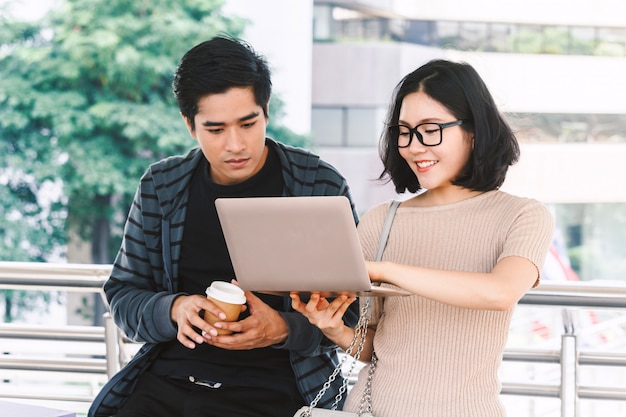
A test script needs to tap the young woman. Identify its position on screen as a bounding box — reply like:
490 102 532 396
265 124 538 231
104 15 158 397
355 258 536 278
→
291 59 554 417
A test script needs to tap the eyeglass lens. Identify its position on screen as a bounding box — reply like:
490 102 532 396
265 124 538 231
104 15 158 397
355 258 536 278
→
396 123 443 147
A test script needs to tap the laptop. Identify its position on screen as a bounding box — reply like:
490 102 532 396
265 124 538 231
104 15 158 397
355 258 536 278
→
215 196 410 297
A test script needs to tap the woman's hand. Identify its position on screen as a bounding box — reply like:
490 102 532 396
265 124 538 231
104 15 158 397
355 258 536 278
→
290 292 356 342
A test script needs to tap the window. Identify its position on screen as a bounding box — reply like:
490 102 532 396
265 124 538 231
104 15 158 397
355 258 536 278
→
311 107 385 147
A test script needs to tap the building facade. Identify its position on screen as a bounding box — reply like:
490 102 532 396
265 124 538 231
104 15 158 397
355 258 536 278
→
225 0 626 282
310 0 626 283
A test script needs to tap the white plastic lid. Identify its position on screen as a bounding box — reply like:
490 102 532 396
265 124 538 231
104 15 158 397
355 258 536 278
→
205 281 246 304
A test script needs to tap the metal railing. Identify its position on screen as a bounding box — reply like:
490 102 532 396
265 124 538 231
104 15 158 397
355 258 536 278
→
505 281 626 417
0 261 110 409
1 261 626 417
0 261 110 292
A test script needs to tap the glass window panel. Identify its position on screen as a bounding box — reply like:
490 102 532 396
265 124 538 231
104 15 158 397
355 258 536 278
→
512 25 543 53
569 26 596 55
542 26 569 54
595 28 626 56
313 5 333 40
508 113 626 144
486 23 511 52
346 107 383 147
436 21 461 48
405 20 435 45
311 107 343 146
554 203 626 282
459 22 488 50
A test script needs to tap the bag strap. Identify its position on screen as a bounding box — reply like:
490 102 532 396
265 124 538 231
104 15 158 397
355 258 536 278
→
365 199 401 317
303 300 371 413
355 200 399 416
375 200 401 262
301 201 401 416
351 200 400 416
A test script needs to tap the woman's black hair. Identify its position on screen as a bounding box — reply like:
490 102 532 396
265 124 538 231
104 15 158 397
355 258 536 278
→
379 59 519 193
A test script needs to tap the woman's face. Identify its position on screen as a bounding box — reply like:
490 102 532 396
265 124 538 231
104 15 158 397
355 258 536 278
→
398 90 473 193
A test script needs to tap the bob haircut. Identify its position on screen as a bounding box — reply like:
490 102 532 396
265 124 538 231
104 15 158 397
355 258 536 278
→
172 35 272 131
379 59 519 194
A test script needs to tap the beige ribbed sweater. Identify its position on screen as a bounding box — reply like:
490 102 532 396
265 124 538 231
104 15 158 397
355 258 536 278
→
344 191 554 417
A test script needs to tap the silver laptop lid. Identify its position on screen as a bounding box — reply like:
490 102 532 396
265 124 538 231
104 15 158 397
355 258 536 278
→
215 196 371 294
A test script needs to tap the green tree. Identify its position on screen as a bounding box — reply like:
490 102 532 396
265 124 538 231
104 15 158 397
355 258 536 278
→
0 172 65 322
0 0 308 321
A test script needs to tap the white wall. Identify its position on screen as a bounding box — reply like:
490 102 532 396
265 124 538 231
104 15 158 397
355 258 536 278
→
222 0 314 134
313 43 626 115
501 143 626 204
316 147 399 213
448 51 626 115
319 142 626 214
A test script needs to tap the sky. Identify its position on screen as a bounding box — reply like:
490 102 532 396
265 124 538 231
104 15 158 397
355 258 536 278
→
0 0 59 20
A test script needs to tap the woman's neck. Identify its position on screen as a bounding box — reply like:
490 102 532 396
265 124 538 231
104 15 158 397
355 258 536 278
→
404 187 485 207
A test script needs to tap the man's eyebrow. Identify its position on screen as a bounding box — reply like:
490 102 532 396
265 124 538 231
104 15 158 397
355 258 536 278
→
201 111 260 127
239 111 260 122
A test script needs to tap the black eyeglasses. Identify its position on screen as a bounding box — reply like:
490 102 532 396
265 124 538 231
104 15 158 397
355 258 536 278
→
388 120 464 148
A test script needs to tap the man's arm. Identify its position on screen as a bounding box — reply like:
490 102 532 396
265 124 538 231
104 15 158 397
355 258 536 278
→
105 175 178 344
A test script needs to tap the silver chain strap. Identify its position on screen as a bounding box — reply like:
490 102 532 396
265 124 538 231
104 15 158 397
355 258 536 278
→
300 298 373 416
357 351 376 415
299 200 399 417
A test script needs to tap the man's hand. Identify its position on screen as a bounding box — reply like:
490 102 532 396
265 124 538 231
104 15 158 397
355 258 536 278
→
170 294 245 349
206 291 289 350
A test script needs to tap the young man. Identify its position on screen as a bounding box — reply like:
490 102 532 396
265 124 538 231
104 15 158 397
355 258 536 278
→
89 36 359 417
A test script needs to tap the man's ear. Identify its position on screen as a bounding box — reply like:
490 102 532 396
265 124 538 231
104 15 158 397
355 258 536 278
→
181 113 196 138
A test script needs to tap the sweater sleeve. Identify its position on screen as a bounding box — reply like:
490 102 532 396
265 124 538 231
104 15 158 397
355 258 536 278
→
498 199 555 280
104 172 179 343
272 293 360 356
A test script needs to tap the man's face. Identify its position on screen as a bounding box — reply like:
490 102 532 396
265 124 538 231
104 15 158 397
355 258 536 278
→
184 86 269 185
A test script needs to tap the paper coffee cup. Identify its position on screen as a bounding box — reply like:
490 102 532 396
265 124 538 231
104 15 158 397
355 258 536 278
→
204 281 246 335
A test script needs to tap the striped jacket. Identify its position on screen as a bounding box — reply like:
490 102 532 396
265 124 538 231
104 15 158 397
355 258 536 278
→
89 139 360 417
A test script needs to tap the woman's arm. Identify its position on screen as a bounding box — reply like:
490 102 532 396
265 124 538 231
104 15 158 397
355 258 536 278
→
367 255 538 311
290 293 376 361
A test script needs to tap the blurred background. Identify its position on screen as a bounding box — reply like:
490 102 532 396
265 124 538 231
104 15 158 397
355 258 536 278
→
0 1 625 416
2 0 625 285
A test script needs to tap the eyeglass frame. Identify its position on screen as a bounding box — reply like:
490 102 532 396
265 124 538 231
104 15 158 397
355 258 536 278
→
389 119 464 148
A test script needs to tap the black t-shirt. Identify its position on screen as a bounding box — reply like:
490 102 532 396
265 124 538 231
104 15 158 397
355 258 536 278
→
151 146 301 400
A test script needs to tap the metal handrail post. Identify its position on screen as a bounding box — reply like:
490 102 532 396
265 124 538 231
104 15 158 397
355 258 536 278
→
560 309 578 417
103 312 121 378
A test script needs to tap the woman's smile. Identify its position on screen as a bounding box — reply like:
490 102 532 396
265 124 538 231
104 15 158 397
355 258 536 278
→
415 160 438 172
